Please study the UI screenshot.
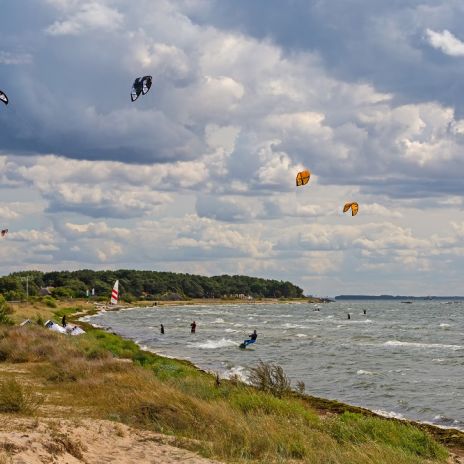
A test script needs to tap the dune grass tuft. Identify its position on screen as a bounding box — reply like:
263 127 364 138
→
0 378 42 414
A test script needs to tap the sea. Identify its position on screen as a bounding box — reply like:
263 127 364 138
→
82 300 464 431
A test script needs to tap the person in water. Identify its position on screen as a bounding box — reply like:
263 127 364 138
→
191 321 196 334
160 324 165 335
62 315 67 328
243 330 257 347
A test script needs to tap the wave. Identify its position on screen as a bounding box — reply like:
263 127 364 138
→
296 333 307 338
192 338 238 349
222 366 248 382
373 409 405 420
384 340 463 350
357 370 374 376
224 328 239 333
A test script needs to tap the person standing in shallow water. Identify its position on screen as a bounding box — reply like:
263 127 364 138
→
190 321 196 333
62 315 66 327
160 324 164 335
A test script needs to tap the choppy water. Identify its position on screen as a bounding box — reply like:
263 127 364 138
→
83 300 464 430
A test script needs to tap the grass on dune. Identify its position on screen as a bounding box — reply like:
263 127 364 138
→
0 322 449 464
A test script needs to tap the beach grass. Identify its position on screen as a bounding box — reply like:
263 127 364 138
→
0 299 457 463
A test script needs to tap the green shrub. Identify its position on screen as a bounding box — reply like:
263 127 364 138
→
0 295 13 325
0 379 42 414
42 296 57 308
248 361 291 398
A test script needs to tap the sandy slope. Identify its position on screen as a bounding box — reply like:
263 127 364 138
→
0 417 221 464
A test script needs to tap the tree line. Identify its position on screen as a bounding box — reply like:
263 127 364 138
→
0 270 304 301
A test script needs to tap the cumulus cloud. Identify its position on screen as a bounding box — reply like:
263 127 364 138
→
426 29 464 57
46 1 124 35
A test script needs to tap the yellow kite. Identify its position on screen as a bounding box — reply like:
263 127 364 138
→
296 170 311 187
343 202 359 216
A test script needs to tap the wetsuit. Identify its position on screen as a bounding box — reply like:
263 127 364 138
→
243 331 257 347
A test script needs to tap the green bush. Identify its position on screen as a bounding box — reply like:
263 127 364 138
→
0 295 13 325
42 296 57 308
248 361 291 398
0 378 42 414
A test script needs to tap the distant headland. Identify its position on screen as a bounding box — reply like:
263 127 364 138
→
335 295 464 300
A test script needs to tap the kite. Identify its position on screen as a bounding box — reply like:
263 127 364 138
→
296 170 311 187
343 202 359 216
131 76 152 102
1 229 8 237
0 90 8 106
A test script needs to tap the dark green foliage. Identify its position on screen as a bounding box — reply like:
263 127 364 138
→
0 270 304 300
0 295 13 325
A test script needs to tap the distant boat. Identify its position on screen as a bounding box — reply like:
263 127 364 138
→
110 280 119 305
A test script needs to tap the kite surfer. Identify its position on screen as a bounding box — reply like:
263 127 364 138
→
62 315 67 328
240 330 257 349
190 321 196 334
160 324 165 335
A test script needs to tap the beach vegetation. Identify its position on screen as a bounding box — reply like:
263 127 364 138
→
42 296 57 308
248 360 292 397
0 296 13 325
0 378 42 414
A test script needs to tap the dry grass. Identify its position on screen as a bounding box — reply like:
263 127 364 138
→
43 431 86 460
0 378 42 414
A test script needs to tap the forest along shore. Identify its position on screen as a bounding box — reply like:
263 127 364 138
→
1 297 463 464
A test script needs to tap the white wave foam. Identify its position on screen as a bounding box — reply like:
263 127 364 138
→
384 340 463 350
439 323 451 328
357 370 374 375
225 328 239 333
373 409 405 420
222 366 248 382
212 318 225 324
193 338 237 349
296 333 307 338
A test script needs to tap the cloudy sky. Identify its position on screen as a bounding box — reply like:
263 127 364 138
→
1 0 464 296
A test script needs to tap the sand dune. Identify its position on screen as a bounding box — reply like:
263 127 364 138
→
0 417 221 464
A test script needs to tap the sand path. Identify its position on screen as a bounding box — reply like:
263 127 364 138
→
0 417 222 464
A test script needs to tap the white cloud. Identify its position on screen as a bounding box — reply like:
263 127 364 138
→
426 29 464 57
46 1 123 35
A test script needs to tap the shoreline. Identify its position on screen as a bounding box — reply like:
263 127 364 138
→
79 300 464 445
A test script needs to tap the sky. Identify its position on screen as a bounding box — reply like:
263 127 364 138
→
1 0 464 296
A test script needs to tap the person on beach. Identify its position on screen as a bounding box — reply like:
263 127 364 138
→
243 330 257 347
160 324 165 335
191 321 196 334
62 315 66 327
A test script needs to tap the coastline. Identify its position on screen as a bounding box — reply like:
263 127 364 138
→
79 300 464 447
3 297 463 463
